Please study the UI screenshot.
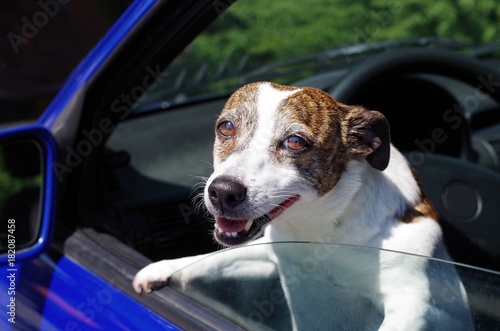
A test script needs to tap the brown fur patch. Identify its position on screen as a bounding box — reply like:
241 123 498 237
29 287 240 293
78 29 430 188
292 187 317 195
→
397 161 439 223
213 82 391 196
275 85 349 195
213 83 260 164
398 198 440 223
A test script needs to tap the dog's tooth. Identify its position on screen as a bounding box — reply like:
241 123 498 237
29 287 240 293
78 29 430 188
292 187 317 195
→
244 219 253 232
215 224 223 234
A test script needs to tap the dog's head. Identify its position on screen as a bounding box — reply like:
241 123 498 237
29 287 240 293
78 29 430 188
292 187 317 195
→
204 82 390 246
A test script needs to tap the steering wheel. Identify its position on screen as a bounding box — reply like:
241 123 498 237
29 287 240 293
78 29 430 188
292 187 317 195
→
330 49 500 270
331 48 500 103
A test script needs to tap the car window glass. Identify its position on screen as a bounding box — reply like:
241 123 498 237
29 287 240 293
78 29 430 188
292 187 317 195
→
0 139 43 252
135 0 500 110
169 242 500 330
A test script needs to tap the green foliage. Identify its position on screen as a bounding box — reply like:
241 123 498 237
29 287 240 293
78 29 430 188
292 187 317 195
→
189 0 500 69
144 0 500 105
0 149 41 212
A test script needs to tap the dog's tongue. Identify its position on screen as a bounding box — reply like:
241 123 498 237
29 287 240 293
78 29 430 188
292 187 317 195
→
217 217 247 233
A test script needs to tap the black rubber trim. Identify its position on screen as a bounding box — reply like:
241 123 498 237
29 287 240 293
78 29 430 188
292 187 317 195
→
64 228 245 331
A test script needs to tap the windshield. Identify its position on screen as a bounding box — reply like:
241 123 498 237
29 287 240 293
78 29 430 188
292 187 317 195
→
136 0 500 110
169 242 500 330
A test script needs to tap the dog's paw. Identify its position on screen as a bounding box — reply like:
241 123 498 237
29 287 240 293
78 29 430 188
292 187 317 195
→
132 261 177 294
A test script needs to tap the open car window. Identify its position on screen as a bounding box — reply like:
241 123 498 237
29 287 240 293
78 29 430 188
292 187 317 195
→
168 242 500 330
76 0 500 329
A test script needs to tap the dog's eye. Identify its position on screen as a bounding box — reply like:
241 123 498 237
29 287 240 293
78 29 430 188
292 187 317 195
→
217 121 236 137
283 135 309 151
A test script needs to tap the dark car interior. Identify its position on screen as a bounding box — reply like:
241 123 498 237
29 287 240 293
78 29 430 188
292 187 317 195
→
50 1 500 329
91 49 500 273
82 47 500 328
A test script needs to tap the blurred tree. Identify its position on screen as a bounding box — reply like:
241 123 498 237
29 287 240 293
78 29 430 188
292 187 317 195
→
188 0 500 70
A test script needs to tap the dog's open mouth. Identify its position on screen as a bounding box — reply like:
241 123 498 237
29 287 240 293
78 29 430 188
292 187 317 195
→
213 195 300 246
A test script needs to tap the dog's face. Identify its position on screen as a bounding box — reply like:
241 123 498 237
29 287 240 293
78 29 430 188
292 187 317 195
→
204 82 390 246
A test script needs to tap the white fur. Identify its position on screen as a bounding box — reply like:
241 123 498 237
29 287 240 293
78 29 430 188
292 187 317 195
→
203 83 318 224
133 82 473 330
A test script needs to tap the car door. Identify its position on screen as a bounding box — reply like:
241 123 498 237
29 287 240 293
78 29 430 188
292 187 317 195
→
0 1 213 329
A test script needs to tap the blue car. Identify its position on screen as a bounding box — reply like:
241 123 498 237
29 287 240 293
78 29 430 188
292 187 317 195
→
1 0 500 329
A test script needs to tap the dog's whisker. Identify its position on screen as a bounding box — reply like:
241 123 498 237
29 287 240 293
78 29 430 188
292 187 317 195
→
190 183 206 196
189 176 209 196
201 160 214 170
134 81 472 329
189 175 208 183
191 192 207 212
188 174 208 181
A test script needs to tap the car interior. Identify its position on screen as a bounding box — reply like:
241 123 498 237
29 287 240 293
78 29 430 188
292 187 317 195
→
94 38 500 273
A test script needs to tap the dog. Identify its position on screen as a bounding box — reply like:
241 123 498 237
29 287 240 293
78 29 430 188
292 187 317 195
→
133 82 473 330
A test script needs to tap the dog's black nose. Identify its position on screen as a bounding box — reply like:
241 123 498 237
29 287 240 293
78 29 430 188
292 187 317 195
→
208 176 247 211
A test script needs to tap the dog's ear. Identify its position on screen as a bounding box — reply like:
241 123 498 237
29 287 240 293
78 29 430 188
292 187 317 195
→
342 106 391 171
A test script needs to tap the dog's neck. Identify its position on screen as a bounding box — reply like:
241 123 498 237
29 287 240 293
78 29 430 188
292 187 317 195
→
264 146 421 245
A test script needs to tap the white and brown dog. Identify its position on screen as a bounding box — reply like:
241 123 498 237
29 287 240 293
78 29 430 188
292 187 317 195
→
134 82 473 330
